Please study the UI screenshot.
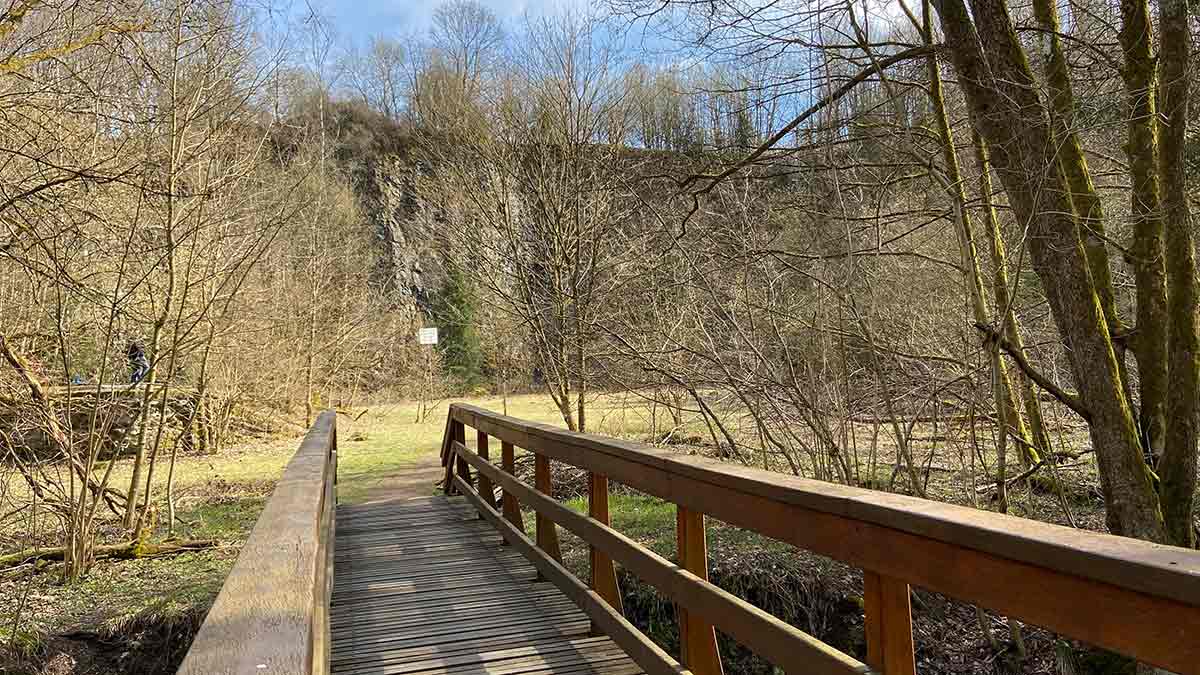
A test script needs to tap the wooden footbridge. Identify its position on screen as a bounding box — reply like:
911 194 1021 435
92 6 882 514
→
178 404 1200 675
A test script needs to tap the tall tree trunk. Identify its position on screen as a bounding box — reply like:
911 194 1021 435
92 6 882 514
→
1030 0 1123 339
920 8 1037 466
1157 0 1199 549
932 0 1164 541
126 13 182 531
1118 0 1170 467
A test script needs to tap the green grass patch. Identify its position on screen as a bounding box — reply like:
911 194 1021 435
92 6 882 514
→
561 492 679 556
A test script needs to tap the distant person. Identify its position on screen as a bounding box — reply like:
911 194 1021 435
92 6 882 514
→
127 340 149 383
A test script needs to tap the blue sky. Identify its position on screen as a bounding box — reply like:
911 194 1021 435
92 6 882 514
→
307 0 589 45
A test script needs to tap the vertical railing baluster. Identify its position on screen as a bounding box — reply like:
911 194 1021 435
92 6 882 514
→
676 506 723 675
589 472 623 617
442 417 460 495
477 430 496 510
453 420 471 490
500 440 525 534
864 570 917 675
534 452 562 563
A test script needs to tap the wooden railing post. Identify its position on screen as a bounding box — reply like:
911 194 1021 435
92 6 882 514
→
589 472 623 616
863 570 916 675
453 420 471 491
179 412 337 674
676 506 723 675
500 440 525 534
441 418 459 494
477 430 496 510
534 453 562 564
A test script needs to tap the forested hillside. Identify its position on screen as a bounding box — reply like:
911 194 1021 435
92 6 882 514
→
2 0 1199 671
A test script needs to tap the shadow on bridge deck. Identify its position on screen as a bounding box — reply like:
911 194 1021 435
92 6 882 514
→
331 496 644 675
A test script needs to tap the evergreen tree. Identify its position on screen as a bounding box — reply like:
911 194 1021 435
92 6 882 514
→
432 265 484 385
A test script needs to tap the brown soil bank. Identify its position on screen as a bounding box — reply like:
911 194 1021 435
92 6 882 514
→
1 605 205 675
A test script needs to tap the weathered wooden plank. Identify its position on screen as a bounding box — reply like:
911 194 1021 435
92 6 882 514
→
333 559 534 586
339 636 625 675
333 631 605 670
331 596 583 627
340 649 634 675
332 606 588 643
335 557 534 581
338 511 485 525
179 411 337 675
339 499 473 515
332 587 576 616
336 532 510 553
330 624 594 668
332 593 577 626
331 490 651 675
333 562 533 587
335 541 505 563
333 574 538 600
314 425 338 675
337 513 480 530
334 616 592 656
451 404 1200 673
335 535 517 555
333 580 556 611
338 635 635 675
451 474 688 675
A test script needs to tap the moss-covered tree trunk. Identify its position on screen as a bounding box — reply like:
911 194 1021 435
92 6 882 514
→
1118 0 1170 468
1030 0 1123 340
919 8 1036 467
932 0 1165 542
1156 0 1199 549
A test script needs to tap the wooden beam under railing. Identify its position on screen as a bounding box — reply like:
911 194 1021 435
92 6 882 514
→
180 411 338 675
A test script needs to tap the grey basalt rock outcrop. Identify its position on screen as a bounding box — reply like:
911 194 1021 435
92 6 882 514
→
353 153 438 316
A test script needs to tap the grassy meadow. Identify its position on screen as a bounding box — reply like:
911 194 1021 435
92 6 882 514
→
0 393 693 648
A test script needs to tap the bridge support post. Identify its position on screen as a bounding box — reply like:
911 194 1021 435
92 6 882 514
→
454 422 471 491
477 431 496 513
588 472 624 622
676 507 723 675
443 419 471 495
534 454 562 568
500 441 525 535
864 570 916 675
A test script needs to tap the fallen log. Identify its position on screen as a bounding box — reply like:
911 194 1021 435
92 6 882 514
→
0 538 219 569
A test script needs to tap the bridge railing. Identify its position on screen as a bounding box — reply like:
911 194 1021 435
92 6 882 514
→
442 402 1200 675
180 410 338 675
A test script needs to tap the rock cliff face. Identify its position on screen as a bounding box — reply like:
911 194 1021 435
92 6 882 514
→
352 152 438 315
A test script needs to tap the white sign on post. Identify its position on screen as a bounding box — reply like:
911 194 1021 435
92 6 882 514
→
418 327 439 345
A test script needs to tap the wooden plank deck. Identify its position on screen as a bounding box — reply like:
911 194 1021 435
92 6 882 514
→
331 495 645 675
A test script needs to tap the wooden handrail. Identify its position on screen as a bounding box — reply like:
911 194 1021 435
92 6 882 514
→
443 402 1200 675
180 411 338 675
